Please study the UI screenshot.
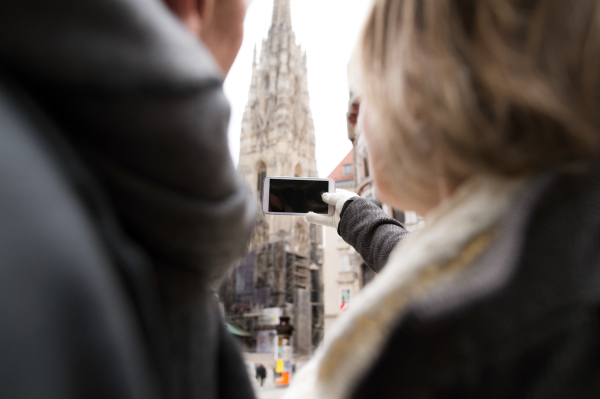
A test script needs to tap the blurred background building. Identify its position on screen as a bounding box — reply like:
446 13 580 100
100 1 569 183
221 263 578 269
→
321 93 425 338
219 0 323 360
322 151 362 336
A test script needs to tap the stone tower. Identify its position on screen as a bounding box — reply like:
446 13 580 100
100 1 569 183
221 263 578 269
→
225 0 323 356
238 0 318 254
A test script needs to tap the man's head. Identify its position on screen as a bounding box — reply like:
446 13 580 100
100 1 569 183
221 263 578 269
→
163 0 249 77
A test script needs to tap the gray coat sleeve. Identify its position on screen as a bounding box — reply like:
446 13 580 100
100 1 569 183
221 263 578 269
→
63 87 257 287
338 197 409 273
0 2 257 398
0 82 158 399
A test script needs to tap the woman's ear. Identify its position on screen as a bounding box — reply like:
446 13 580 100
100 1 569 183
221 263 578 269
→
163 0 216 37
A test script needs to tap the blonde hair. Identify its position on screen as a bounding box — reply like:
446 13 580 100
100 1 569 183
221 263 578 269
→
354 0 600 198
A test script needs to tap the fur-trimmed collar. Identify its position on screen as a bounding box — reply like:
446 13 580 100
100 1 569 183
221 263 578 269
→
283 177 528 399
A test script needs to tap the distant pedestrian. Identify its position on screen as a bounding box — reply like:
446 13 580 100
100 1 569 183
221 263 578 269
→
256 364 267 386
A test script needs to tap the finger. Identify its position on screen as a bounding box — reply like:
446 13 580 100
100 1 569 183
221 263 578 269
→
306 212 329 224
337 189 358 199
305 212 335 228
336 190 358 205
322 192 339 205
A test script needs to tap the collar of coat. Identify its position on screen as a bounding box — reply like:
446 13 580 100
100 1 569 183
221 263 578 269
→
284 176 530 399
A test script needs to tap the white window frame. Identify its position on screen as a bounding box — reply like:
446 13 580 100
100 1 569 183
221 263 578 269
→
342 164 353 176
339 254 351 272
340 288 352 306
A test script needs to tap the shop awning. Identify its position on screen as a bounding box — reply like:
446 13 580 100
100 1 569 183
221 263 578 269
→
226 323 252 337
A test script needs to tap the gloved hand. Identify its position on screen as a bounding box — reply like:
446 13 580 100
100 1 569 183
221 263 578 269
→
305 189 359 229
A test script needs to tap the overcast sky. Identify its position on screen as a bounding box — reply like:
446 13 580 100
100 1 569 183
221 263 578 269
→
223 0 372 178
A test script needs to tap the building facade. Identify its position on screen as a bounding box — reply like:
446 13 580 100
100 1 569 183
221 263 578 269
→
220 0 323 357
321 92 426 338
322 151 363 338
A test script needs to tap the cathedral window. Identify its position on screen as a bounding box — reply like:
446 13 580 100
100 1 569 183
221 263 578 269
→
264 75 270 92
295 164 302 177
257 162 267 198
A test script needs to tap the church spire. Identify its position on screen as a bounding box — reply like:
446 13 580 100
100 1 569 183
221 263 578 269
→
270 0 292 31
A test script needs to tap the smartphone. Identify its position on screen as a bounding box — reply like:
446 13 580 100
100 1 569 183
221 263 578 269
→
262 177 335 216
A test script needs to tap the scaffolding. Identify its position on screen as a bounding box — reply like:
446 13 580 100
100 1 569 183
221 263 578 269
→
285 253 310 302
220 240 324 355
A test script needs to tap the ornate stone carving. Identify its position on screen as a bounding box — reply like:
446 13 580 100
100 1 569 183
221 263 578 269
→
230 0 324 355
238 0 318 252
293 218 310 255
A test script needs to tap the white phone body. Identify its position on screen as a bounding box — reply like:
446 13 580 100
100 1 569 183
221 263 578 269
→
262 177 336 216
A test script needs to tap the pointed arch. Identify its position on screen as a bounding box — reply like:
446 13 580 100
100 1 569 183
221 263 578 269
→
257 161 267 198
294 163 303 177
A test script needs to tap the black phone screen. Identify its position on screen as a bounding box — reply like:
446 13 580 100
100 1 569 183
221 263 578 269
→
268 179 329 214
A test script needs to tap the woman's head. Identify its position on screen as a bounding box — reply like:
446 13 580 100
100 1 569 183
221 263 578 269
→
354 0 600 213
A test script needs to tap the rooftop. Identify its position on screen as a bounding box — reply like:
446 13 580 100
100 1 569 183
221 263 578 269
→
328 150 354 183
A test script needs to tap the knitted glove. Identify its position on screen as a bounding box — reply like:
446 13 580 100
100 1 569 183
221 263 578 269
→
305 189 359 229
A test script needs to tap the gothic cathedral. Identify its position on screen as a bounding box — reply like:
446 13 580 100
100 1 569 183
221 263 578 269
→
238 0 318 251
221 0 323 356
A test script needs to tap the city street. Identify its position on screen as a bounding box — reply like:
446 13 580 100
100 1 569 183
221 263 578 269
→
250 372 287 399
254 385 287 399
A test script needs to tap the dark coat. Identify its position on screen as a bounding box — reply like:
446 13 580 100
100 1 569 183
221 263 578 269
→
0 0 256 398
256 365 267 379
338 169 600 398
